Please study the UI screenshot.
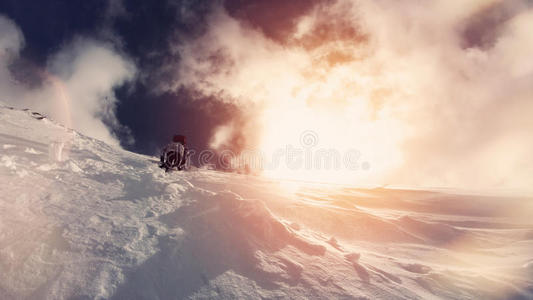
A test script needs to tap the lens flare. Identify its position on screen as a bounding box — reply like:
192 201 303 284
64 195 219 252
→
46 73 73 130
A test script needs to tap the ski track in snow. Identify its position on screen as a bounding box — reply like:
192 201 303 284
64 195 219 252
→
1 106 533 300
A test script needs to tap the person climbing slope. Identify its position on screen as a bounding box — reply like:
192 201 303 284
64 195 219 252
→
159 134 189 171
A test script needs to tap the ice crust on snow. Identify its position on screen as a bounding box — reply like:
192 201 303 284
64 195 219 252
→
1 106 533 299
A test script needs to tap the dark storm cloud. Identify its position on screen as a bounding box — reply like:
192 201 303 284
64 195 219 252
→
109 0 242 157
114 84 245 155
0 0 108 63
224 0 325 43
460 0 533 49
113 0 213 83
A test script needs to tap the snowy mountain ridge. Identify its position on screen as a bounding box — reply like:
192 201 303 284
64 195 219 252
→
1 105 533 299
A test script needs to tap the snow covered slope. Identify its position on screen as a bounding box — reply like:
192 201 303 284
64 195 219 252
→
1 105 533 299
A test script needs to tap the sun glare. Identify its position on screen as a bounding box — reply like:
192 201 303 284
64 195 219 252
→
255 71 406 185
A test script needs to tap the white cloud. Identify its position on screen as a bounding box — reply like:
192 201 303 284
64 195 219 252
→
173 1 533 190
0 15 136 146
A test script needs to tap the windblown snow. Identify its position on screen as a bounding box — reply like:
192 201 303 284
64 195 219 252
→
1 105 532 300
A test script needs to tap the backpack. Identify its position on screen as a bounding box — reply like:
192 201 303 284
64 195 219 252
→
161 142 186 171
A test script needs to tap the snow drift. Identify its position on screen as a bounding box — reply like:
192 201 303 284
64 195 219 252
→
1 105 532 299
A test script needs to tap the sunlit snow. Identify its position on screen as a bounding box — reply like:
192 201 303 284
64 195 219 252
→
1 105 532 299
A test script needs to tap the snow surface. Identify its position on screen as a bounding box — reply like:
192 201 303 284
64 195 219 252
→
1 105 533 300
